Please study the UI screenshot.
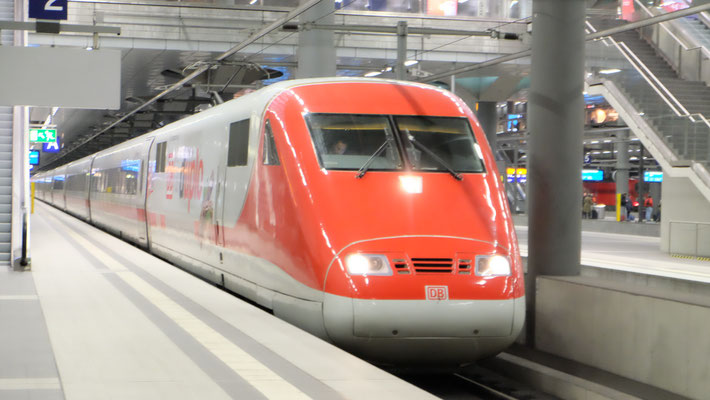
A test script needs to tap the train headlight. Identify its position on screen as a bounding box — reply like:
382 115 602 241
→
475 255 511 276
345 254 392 276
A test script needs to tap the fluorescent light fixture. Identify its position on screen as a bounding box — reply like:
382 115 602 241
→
249 0 257 4
404 60 419 67
599 68 621 74
384 67 393 72
364 71 382 77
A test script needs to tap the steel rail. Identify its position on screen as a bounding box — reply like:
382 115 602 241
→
420 2 710 83
453 373 520 400
46 0 324 167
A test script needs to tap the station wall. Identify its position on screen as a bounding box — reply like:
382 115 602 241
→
660 176 710 257
535 275 710 400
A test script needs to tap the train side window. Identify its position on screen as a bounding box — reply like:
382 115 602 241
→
228 120 250 167
262 120 280 166
156 141 167 172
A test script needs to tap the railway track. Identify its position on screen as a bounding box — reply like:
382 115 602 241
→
396 364 558 400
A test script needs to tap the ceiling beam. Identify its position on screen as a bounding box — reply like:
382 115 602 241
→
419 2 710 83
44 0 326 168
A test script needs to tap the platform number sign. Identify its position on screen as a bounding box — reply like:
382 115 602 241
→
29 0 68 20
43 138 60 153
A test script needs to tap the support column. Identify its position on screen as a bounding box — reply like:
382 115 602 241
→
526 0 585 346
615 130 630 218
638 143 646 221
396 21 408 81
296 0 335 79
475 101 498 150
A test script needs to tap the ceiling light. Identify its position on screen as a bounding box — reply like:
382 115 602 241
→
599 68 621 74
404 60 419 67
364 71 382 77
249 0 257 4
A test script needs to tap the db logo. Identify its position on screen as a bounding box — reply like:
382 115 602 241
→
425 285 449 300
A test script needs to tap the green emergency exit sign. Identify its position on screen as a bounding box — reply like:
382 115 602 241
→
30 129 57 143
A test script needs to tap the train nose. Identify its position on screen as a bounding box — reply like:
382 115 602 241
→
320 236 525 365
321 292 525 365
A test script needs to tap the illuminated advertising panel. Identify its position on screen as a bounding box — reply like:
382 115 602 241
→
644 171 663 182
506 167 527 183
29 150 39 165
582 169 603 181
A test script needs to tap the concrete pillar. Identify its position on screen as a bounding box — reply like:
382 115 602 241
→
615 130 630 208
526 0 585 345
475 101 498 150
396 21 407 81
638 143 646 221
296 0 336 79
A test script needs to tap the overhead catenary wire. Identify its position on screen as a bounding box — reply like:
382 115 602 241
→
43 0 343 169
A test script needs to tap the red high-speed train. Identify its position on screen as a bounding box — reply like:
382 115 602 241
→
33 78 525 365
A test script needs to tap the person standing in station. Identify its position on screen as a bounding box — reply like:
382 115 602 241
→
620 193 628 221
644 194 654 222
626 193 634 221
583 192 594 219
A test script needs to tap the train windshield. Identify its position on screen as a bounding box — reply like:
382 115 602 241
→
306 114 404 171
394 116 485 174
306 114 485 175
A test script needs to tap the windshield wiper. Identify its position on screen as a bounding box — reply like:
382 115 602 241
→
406 134 463 181
356 140 391 179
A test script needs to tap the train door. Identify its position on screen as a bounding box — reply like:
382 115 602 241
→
214 163 226 249
144 137 160 250
138 137 155 246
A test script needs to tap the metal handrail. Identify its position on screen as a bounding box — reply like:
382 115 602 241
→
689 113 710 129
635 0 710 64
586 20 683 114
676 0 710 30
618 41 689 115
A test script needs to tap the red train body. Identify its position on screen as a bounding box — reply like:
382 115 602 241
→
33 78 525 365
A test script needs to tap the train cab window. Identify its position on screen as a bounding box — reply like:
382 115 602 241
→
394 116 486 174
306 114 403 171
262 120 280 166
155 141 167 173
228 120 250 167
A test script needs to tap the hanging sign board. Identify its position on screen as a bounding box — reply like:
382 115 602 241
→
29 0 68 20
30 128 57 143
29 151 40 165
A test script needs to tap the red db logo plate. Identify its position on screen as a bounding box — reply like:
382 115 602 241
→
425 285 449 300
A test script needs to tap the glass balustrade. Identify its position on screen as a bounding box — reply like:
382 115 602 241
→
586 21 710 169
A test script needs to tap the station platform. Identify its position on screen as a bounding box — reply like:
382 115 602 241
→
516 225 710 284
2 202 435 400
